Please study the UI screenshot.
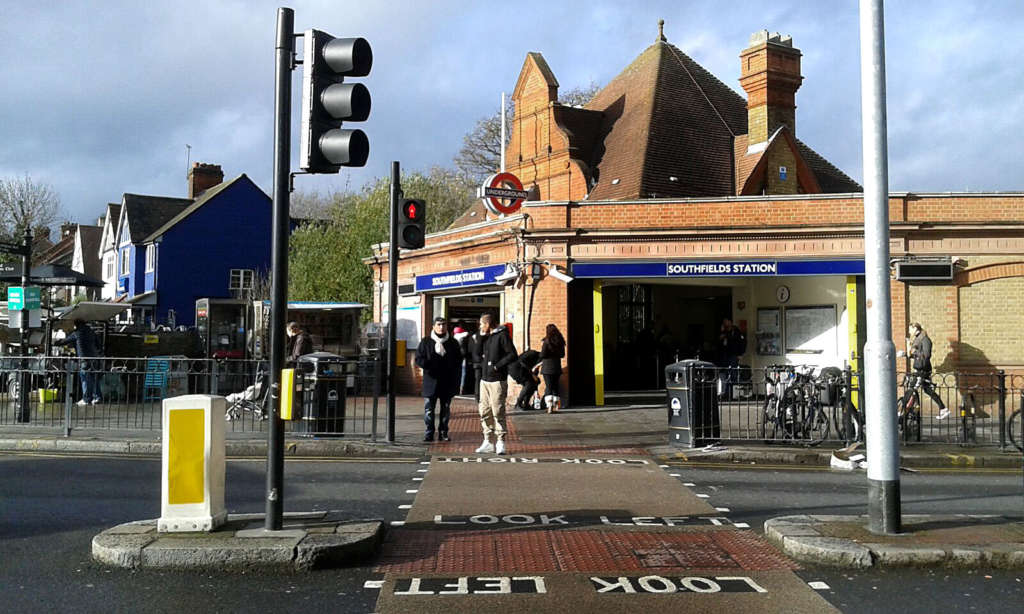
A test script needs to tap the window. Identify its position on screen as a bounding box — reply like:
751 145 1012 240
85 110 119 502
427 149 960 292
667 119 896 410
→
145 244 155 272
120 249 130 276
104 254 115 279
119 222 130 246
229 269 255 290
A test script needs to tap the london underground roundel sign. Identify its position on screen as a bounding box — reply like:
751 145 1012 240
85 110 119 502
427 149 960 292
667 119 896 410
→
480 172 529 215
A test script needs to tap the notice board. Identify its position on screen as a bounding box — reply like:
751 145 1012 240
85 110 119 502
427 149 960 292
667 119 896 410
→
784 305 836 356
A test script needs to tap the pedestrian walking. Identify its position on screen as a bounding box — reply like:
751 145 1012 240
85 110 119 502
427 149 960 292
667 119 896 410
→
415 317 462 442
475 313 517 455
54 319 102 405
904 322 948 419
539 323 566 413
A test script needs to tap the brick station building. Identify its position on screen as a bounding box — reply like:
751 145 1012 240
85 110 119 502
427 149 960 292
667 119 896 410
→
371 27 1024 405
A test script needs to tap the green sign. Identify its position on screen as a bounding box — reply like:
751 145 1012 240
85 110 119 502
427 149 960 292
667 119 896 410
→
6 286 41 310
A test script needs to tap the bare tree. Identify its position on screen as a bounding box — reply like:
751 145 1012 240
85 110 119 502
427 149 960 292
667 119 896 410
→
453 82 601 182
0 175 62 242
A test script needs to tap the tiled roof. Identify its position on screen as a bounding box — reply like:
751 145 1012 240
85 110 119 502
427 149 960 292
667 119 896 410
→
76 225 103 279
583 39 860 200
121 194 193 243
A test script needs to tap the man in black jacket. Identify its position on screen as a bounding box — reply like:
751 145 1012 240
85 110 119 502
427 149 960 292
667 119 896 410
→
415 318 462 442
475 313 517 454
55 319 102 405
286 322 314 366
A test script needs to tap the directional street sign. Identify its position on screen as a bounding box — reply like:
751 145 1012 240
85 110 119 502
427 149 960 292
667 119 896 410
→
6 286 41 311
0 262 21 276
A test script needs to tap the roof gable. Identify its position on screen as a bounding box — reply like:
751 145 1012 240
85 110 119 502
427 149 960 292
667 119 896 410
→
120 193 192 243
142 174 270 243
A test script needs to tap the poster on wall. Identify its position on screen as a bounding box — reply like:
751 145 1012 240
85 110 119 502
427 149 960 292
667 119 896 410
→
397 306 421 344
784 306 836 356
756 308 782 355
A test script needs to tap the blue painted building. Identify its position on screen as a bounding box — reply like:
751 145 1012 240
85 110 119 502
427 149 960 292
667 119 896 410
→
110 170 271 327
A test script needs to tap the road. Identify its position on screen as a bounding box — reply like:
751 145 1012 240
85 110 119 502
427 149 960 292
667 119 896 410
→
1 452 1021 613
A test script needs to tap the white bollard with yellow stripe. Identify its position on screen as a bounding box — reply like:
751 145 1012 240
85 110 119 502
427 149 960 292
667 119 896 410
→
158 395 227 533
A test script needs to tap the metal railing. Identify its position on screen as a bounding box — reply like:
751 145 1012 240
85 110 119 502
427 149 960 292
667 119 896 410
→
0 355 384 439
678 364 1024 450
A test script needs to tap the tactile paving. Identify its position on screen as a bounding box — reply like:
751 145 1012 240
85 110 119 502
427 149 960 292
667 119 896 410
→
375 528 799 573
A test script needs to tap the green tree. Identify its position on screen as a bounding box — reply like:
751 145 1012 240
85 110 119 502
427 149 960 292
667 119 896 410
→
288 168 474 308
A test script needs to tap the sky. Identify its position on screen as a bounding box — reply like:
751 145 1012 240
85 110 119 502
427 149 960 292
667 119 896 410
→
2 0 1022 226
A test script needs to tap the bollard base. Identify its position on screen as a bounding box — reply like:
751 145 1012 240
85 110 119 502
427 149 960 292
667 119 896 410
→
867 478 901 535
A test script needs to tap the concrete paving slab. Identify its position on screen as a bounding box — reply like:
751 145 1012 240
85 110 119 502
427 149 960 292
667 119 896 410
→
767 514 1024 569
91 514 385 570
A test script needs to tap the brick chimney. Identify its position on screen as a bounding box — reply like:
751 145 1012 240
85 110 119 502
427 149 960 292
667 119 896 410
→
187 162 223 198
739 30 803 146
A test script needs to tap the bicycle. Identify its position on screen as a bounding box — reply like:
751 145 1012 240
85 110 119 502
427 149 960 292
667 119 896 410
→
1007 393 1023 452
760 365 830 446
822 366 862 444
895 372 926 443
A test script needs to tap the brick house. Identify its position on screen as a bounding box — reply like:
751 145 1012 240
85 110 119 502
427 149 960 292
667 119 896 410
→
372 27 1024 405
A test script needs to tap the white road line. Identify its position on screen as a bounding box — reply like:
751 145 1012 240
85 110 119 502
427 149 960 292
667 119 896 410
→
808 581 831 590
716 507 731 512
412 477 423 481
733 522 750 528
420 461 431 465
417 469 428 473
669 473 681 477
398 504 412 510
405 489 418 494
364 580 384 589
696 493 710 498
683 482 696 486
659 464 669 468
390 521 405 527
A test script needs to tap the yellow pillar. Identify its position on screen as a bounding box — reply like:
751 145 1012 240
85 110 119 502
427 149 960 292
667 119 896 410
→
846 276 860 408
593 280 605 406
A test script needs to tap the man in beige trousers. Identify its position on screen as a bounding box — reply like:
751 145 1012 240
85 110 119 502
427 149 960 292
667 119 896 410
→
475 313 518 455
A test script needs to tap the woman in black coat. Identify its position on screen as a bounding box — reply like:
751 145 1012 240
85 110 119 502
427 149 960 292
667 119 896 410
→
538 324 566 413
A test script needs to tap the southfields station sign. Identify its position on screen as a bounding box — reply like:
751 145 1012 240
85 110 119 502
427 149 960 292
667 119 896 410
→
572 259 866 279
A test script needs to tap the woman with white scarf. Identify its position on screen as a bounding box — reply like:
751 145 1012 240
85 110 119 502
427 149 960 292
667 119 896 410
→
415 317 463 442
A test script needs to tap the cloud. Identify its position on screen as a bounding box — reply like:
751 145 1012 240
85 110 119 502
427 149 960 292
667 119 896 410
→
1 0 1021 224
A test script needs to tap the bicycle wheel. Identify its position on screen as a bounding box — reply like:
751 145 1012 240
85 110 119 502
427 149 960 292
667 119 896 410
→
806 405 830 446
1006 410 1022 452
760 396 777 442
834 402 862 443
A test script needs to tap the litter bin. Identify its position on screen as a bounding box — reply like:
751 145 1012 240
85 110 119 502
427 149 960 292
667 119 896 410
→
665 359 720 447
296 352 348 436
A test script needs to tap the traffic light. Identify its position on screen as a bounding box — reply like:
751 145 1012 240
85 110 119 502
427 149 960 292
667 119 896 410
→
398 198 426 249
299 30 372 173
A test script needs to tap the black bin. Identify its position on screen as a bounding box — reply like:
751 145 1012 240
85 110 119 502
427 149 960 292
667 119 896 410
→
665 359 720 447
296 352 348 436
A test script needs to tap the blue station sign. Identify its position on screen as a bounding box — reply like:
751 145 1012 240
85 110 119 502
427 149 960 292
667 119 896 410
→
572 259 865 279
415 264 509 292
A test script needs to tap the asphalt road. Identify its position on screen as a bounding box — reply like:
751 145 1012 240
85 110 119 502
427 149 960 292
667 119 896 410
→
1 453 420 613
664 461 1024 613
2 453 1022 613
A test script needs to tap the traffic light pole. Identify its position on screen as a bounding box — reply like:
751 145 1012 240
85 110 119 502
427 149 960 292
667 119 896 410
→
17 227 32 423
386 161 401 442
265 5 293 531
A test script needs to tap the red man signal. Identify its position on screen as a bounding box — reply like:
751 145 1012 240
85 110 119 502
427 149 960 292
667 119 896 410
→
398 198 426 249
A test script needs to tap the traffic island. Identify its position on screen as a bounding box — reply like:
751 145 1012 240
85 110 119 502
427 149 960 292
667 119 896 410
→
765 514 1024 569
92 511 385 571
